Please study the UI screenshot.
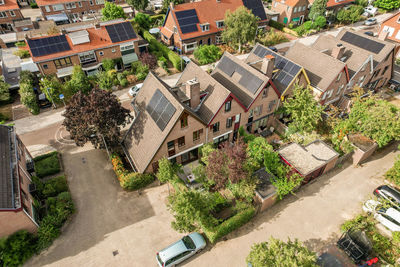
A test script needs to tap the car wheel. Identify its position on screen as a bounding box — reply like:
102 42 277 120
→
196 249 203 254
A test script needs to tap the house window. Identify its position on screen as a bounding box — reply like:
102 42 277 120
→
185 43 196 51
0 11 7 18
358 75 365 85
99 51 104 56
382 65 389 76
226 117 233 128
302 5 306 11
178 136 185 147
65 2 76 9
287 6 291 11
225 100 231 112
0 0 4 4
274 2 277 7
262 88 268 98
293 7 297 12
326 90 333 99
54 57 72 69
79 51 96 63
321 92 326 100
95 0 105 4
396 30 400 40
52 4 64 11
200 24 209 32
383 25 395 37
112 48 116 53
43 64 48 69
216 21 224 28
212 122 220 133
193 129 203 141
173 26 177 33
89 0 94 5
180 114 188 128
361 63 366 72
45 5 50 12
336 72 342 82
254 105 263 116
78 1 82 7
216 35 222 44
337 84 344 95
9 10 15 17
167 140 175 156
268 100 276 111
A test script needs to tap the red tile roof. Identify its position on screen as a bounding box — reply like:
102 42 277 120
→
379 11 400 44
326 0 355 8
0 0 19 11
27 21 139 62
35 0 82 6
274 0 302 7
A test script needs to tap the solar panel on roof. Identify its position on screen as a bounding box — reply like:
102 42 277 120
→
175 9 199 34
105 22 137 43
242 0 267 20
146 89 176 131
27 35 71 57
340 31 384 54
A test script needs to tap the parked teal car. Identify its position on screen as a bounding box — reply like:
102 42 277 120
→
156 233 206 267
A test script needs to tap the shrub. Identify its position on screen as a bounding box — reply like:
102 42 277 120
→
201 205 255 243
46 192 75 223
120 78 128 87
34 151 60 178
268 20 284 31
385 156 400 186
102 58 115 71
30 2 38 8
42 175 68 198
15 41 26 47
139 52 157 69
13 49 30 59
314 16 326 29
110 153 155 190
1 230 37 267
134 12 151 30
194 45 222 65
36 215 61 250
261 29 289 46
135 62 149 81
303 21 313 31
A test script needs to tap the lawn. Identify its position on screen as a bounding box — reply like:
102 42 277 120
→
34 151 61 178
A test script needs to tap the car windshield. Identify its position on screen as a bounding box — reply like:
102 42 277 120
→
182 236 195 250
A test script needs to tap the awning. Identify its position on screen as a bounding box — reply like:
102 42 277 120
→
292 17 300 22
46 13 69 22
21 60 39 72
57 66 74 78
122 53 138 65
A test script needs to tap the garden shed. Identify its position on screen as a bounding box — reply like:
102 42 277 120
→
348 134 377 165
253 168 277 212
278 140 339 183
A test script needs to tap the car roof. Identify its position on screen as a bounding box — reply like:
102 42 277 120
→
386 208 400 221
380 185 400 200
158 239 188 262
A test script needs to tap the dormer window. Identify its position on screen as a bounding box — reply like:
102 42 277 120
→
200 23 209 32
0 0 4 5
216 20 224 28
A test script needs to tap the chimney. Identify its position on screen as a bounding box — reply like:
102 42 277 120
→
170 2 174 9
378 30 389 41
261 55 275 77
94 23 100 29
186 79 200 108
331 43 345 60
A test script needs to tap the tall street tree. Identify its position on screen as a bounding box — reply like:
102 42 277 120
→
62 88 132 148
101 2 126 21
308 0 328 20
127 0 148 12
19 71 39 115
222 6 258 53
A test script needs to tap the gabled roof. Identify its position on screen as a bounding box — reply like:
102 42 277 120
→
0 0 18 11
245 43 303 96
164 0 267 41
273 0 304 7
326 0 355 8
175 61 231 124
285 42 346 91
27 21 140 63
212 52 269 108
379 11 400 44
311 34 371 79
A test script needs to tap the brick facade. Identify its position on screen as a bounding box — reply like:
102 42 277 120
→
270 0 308 25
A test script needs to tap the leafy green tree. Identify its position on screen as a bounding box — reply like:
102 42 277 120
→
127 0 148 11
246 137 274 171
156 157 182 183
62 88 132 148
314 15 326 29
1 230 37 267
194 45 223 65
96 71 114 91
336 5 364 23
246 237 318 267
134 12 151 30
373 0 400 10
162 0 184 13
355 0 368 7
0 77 10 102
101 2 126 21
303 21 313 31
19 74 39 115
40 75 63 104
67 66 92 95
199 143 216 166
308 0 328 20
102 59 115 72
222 6 258 53
283 84 324 134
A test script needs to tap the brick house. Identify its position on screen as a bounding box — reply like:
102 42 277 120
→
270 0 308 25
0 0 24 33
123 54 280 173
245 43 311 100
160 0 268 53
379 12 400 56
0 125 38 238
325 0 355 17
26 21 142 78
36 0 126 23
285 42 349 105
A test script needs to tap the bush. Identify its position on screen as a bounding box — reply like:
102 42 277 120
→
102 58 115 71
110 153 155 190
36 215 61 250
194 45 222 65
139 52 157 69
268 20 284 31
46 192 75 223
120 78 128 87
15 41 26 47
34 151 61 178
134 12 151 31
201 205 255 243
13 49 30 59
261 29 289 46
385 156 400 186
42 175 68 198
30 2 38 8
303 21 313 31
1 230 37 267
135 62 149 81
314 16 326 29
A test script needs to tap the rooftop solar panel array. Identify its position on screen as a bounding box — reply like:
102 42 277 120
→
340 32 384 54
27 35 71 57
175 9 199 34
243 0 267 20
217 56 264 94
253 45 301 88
146 89 176 131
105 22 137 43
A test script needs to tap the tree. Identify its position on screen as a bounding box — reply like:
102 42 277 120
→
102 59 115 72
283 84 324 134
40 75 63 104
314 15 326 29
62 88 132 148
246 137 274 171
222 6 258 53
101 2 126 21
308 0 328 20
156 157 182 183
1 230 38 267
127 0 148 11
96 71 114 91
246 237 318 267
162 0 184 13
134 12 151 30
194 45 223 65
139 52 157 69
373 0 400 10
66 66 92 95
336 5 364 24
19 73 39 115
0 77 10 102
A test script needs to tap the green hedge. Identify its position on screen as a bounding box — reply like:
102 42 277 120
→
142 31 182 71
150 14 165 24
201 205 255 243
42 176 69 198
111 153 155 190
34 151 61 178
269 20 285 31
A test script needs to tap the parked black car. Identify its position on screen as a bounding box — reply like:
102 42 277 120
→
373 185 400 207
337 230 372 264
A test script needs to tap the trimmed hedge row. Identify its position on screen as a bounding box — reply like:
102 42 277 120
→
201 205 255 243
142 31 182 71
111 153 155 190
269 20 285 31
34 151 61 178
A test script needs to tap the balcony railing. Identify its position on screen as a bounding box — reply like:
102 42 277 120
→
81 59 98 68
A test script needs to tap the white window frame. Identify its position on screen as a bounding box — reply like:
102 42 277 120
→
45 5 50 12
0 11 7 18
336 72 342 82
9 10 15 17
216 20 224 28
383 25 395 37
200 23 209 32
79 51 96 63
0 0 4 5
78 1 82 7
95 0 104 4
99 51 104 56
293 7 297 13
52 4 64 11
120 42 134 51
396 30 400 40
337 84 344 95
65 2 76 9
185 42 197 52
216 35 222 44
